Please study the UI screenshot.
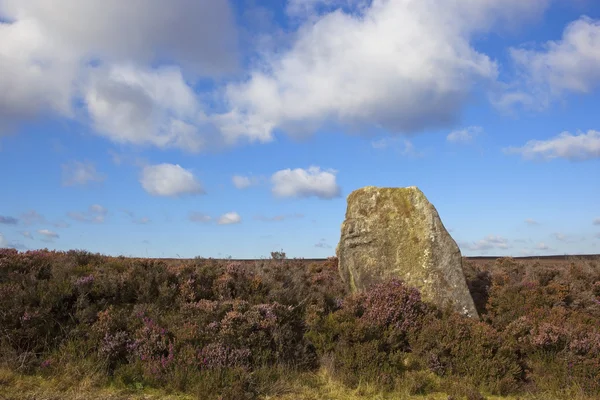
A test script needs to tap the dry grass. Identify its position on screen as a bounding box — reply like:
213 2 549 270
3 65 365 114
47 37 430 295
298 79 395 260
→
0 368 192 400
1 368 597 400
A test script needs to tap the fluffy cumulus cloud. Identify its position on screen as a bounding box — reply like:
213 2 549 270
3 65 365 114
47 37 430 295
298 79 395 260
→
217 212 242 225
0 0 237 140
61 160 106 186
140 163 204 197
85 65 208 152
505 130 600 161
447 126 483 144
271 166 341 199
1 0 560 148
216 0 550 144
503 17 600 109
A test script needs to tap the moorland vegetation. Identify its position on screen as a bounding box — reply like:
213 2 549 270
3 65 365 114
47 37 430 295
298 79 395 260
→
0 248 599 399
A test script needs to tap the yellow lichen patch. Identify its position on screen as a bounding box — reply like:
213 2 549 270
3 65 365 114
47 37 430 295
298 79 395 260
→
338 186 478 317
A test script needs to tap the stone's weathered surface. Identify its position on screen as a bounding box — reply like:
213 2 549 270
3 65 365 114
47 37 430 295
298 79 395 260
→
336 186 478 318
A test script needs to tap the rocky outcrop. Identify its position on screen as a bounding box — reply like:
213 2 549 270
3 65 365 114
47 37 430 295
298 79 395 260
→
336 186 478 318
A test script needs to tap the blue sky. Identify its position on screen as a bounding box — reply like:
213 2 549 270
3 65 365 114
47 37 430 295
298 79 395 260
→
0 0 599 258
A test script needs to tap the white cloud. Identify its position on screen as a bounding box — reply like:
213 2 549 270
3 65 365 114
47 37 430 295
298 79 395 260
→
460 235 510 251
271 166 341 199
216 0 550 144
85 65 208 152
504 17 600 108
447 126 483 144
140 163 204 197
525 218 540 225
232 174 263 189
61 161 105 186
0 0 238 137
0 233 6 247
536 242 550 250
0 1 238 74
37 229 59 241
505 130 600 161
20 231 33 239
68 204 108 223
189 212 212 223
217 212 241 225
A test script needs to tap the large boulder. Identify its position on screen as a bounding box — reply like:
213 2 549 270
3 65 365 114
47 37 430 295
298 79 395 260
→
336 186 478 318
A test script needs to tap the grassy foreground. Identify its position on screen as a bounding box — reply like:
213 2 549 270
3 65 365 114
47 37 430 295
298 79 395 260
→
0 367 595 400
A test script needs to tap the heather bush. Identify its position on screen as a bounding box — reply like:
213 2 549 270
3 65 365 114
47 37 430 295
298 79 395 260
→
306 279 431 388
409 311 523 394
2 249 600 398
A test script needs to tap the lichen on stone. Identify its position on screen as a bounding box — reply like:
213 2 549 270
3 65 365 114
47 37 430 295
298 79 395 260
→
337 186 478 318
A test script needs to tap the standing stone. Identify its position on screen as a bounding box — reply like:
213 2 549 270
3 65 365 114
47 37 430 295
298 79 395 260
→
336 186 478 318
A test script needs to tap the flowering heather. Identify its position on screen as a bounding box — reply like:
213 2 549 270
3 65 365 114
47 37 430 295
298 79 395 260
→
359 279 428 332
75 274 95 286
198 343 251 370
1 249 599 397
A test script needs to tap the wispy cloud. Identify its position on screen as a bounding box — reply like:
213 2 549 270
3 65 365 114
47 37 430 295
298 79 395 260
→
68 204 108 223
447 126 483 144
61 160 106 186
553 232 584 243
371 138 424 157
254 213 304 222
189 212 212 223
315 238 332 249
0 216 18 225
505 130 600 161
217 212 242 225
232 175 264 189
536 242 550 250
0 233 26 250
460 235 510 252
525 218 540 226
122 210 151 224
37 229 59 242
20 211 46 225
